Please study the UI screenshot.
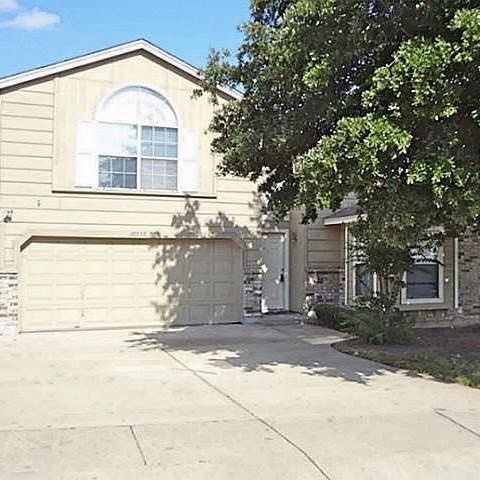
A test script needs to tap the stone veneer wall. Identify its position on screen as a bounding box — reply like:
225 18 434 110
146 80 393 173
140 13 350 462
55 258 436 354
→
405 309 450 327
243 273 262 316
446 229 480 325
0 273 18 335
304 269 345 311
393 230 480 327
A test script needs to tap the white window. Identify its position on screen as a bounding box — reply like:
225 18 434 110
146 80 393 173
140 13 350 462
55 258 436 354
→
96 122 178 191
351 239 377 300
97 86 178 192
75 85 199 193
353 263 376 298
402 247 444 303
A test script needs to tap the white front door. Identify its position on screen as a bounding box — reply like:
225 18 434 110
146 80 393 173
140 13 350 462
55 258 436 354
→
261 232 288 312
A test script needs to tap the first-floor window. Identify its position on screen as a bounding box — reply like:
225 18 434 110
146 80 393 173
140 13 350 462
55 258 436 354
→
404 248 442 302
352 240 376 300
406 263 440 299
354 263 375 298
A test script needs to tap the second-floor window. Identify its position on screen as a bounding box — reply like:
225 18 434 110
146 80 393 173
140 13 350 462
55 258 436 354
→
96 86 179 192
97 123 178 191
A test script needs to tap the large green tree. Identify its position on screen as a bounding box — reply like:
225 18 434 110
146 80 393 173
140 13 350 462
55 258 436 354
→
201 0 480 254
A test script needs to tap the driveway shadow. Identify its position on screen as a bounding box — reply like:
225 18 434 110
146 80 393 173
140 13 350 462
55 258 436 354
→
125 324 394 386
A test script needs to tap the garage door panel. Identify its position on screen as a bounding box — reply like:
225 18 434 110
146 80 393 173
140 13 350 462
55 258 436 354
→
214 259 235 274
189 258 210 275
22 307 81 332
21 238 242 332
213 282 235 298
25 259 55 275
214 304 235 319
188 304 212 323
83 262 110 275
189 282 212 298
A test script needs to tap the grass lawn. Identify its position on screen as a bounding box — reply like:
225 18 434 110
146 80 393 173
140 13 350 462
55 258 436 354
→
335 325 480 388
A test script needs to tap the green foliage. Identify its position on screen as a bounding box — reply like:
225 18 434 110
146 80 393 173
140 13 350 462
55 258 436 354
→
312 297 414 345
349 295 414 345
311 303 351 331
200 1 480 251
338 346 480 388
201 2 479 339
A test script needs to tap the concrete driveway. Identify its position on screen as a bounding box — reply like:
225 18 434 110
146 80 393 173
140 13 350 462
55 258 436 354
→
0 318 479 479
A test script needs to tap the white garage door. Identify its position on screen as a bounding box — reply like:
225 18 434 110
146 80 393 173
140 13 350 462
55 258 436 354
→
20 238 242 332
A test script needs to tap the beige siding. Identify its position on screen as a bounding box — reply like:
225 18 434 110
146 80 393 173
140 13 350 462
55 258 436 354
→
1 104 54 119
1 89 54 106
52 54 218 193
1 116 53 131
0 56 262 273
306 213 343 270
2 143 53 158
1 129 53 145
289 210 307 312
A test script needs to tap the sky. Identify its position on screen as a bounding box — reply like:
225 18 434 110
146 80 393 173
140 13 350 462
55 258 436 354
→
0 0 251 78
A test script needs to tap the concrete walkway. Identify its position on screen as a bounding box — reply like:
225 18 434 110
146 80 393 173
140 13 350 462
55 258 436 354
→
0 318 479 479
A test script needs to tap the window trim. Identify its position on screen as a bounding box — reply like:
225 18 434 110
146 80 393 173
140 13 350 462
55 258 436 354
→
350 235 377 301
401 247 444 304
96 121 179 192
352 263 377 300
95 83 181 129
94 84 182 193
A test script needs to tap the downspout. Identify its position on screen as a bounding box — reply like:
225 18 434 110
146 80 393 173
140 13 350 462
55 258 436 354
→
344 225 348 305
454 237 459 310
0 93 4 271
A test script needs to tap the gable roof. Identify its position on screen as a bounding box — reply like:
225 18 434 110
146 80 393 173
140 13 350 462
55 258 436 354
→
0 39 242 100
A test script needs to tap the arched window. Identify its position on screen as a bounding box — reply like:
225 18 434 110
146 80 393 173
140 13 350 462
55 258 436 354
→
95 86 179 191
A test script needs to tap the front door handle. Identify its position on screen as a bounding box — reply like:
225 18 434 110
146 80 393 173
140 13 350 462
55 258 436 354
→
279 273 285 283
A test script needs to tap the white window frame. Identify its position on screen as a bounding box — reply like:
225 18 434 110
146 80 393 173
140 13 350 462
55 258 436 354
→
352 262 378 300
350 235 378 301
97 122 179 192
95 84 181 193
401 246 444 304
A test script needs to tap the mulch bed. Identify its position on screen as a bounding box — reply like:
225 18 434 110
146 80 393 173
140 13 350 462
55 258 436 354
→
334 325 480 387
341 325 480 357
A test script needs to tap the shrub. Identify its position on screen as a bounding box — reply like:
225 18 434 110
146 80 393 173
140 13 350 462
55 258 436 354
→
311 303 351 332
349 295 414 344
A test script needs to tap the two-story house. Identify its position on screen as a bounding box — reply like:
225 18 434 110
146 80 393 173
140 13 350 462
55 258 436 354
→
0 40 478 334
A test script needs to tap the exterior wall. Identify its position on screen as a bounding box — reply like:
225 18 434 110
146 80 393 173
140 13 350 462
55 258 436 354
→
242 236 263 316
347 231 479 327
3 52 478 330
243 273 262 316
303 218 479 327
306 270 345 307
0 272 18 334
400 238 455 326
51 53 220 195
304 211 344 310
0 53 265 332
446 228 480 326
288 210 306 312
0 55 263 269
